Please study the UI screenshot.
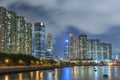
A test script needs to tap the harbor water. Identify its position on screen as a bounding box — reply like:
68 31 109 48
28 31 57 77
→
0 66 120 80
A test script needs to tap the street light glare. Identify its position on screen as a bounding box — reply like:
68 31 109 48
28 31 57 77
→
65 40 68 42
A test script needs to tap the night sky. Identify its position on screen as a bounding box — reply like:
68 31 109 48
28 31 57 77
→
1 0 120 59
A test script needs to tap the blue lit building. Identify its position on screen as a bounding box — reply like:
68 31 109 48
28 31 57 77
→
64 39 69 60
34 22 45 59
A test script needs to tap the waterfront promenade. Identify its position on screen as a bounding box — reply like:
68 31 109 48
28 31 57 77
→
0 65 68 75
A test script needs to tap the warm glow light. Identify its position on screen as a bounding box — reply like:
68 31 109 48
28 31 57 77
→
54 69 58 80
107 62 113 66
40 71 43 79
36 71 39 80
30 72 34 79
5 59 9 64
69 34 74 37
18 60 24 65
4 75 9 80
18 73 23 80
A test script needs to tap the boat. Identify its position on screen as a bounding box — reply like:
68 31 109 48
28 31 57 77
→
103 74 108 77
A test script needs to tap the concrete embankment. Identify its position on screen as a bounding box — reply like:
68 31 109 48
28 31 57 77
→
0 65 70 75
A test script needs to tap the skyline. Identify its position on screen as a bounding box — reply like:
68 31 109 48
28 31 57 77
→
0 0 120 58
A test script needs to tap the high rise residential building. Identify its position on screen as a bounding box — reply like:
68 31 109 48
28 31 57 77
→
69 33 75 60
78 34 87 60
87 39 100 60
99 43 112 61
0 7 6 53
5 11 17 54
106 44 112 60
0 6 32 55
25 23 32 55
16 16 25 54
34 22 45 59
67 33 112 61
0 7 17 54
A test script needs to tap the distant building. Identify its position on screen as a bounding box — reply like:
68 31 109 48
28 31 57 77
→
87 39 100 60
34 22 45 59
64 39 69 60
67 33 112 61
78 34 87 60
68 33 74 60
46 32 53 60
99 43 112 61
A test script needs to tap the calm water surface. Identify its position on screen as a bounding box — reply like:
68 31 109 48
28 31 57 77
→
0 66 120 80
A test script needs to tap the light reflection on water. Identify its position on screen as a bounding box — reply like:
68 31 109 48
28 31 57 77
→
0 66 120 80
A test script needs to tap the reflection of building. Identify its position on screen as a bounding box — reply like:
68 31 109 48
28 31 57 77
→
34 22 45 59
46 32 53 59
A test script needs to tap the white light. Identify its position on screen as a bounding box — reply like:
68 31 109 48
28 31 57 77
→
41 23 43 26
65 40 68 42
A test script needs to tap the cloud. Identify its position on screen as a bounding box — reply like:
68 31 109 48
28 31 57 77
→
1 0 120 35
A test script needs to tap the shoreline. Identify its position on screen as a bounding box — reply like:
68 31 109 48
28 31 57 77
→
0 65 119 75
0 65 73 75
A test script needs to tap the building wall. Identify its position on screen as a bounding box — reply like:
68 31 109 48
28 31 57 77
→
67 33 112 61
69 34 74 60
16 16 25 54
64 40 69 60
0 7 32 55
0 7 6 53
25 23 32 55
87 39 100 60
34 22 45 59
78 34 87 60
46 32 53 60
5 11 16 54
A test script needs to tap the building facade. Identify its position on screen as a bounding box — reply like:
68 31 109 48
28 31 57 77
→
64 40 69 60
46 32 53 60
0 7 6 53
68 34 75 60
78 34 87 60
24 23 32 55
87 39 100 60
0 6 32 55
34 22 45 59
67 33 112 61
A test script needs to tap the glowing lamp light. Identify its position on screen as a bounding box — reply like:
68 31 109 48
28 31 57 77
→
41 22 43 26
65 40 68 42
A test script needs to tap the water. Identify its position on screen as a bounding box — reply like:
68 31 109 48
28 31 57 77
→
0 66 120 80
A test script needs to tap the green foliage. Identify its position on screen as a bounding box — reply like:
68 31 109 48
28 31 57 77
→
0 52 37 66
